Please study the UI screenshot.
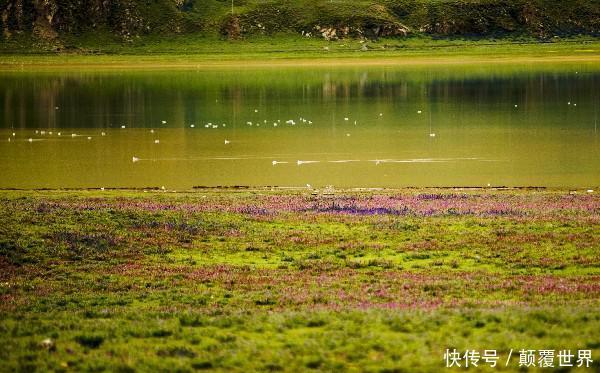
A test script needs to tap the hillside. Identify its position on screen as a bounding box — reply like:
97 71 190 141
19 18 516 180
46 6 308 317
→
0 0 599 52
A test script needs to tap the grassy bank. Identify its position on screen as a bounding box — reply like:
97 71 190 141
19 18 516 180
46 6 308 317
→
0 189 598 371
1 36 599 69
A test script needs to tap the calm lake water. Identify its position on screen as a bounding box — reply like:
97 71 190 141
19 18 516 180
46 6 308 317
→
0 63 598 189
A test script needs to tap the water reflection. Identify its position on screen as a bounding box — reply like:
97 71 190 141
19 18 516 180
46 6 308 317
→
0 64 598 188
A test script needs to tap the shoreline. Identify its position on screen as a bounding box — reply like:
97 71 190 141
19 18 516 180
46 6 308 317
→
0 186 594 194
1 40 599 69
2 54 599 70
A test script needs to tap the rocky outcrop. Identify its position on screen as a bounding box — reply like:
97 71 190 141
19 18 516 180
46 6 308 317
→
314 22 409 41
220 15 241 40
390 0 599 38
0 0 178 43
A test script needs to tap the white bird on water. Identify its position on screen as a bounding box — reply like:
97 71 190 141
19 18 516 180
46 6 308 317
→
272 160 289 166
132 156 139 163
154 139 160 144
162 120 167 124
121 125 126 129
297 160 320 165
224 139 230 145
429 133 436 137
328 160 360 163
417 110 422 114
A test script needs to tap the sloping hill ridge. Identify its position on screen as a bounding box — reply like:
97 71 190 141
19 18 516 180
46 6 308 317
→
1 0 599 47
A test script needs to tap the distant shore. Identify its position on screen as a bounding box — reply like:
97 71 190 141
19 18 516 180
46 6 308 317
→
1 38 599 70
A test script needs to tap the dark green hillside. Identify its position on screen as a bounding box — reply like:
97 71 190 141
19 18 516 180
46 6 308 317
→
0 0 598 52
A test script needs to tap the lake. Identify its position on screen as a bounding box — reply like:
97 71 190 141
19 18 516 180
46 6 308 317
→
0 63 598 189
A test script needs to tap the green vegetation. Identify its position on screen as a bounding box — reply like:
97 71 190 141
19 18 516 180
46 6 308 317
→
1 0 598 54
1 36 598 68
1 189 598 371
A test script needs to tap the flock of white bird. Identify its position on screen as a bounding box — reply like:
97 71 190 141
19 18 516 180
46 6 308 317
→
8 101 577 148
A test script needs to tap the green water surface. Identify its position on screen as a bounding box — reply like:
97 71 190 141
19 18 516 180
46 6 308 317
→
1 63 598 188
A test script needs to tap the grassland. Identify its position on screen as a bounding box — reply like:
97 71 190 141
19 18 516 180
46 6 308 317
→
0 188 598 371
1 36 599 70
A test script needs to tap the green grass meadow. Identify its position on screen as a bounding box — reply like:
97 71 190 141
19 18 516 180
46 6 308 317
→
1 189 598 371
